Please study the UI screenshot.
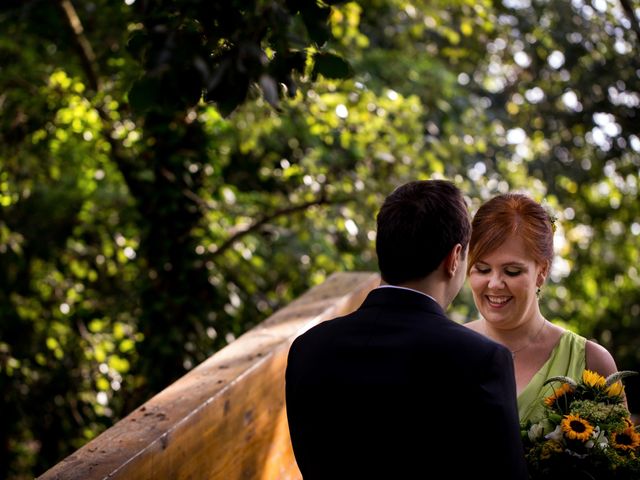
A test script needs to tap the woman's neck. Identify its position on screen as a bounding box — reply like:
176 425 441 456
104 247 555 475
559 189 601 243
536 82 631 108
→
482 315 547 357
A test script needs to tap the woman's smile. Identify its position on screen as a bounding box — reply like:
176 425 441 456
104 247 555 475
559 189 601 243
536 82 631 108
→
486 295 512 307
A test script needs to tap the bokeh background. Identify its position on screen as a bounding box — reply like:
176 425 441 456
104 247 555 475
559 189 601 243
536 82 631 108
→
1 0 639 477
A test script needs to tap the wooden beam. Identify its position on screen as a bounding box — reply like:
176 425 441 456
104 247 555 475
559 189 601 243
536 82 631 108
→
38 271 379 480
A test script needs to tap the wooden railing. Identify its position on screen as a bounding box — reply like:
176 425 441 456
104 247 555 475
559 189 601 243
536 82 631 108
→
38 272 380 480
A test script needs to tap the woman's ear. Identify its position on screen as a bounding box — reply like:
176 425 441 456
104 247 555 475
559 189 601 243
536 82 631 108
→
536 261 550 287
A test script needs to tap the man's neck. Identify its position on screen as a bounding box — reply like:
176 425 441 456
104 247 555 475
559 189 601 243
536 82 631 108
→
380 278 444 307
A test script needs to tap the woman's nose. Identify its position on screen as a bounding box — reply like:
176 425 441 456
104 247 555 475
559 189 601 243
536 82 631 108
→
487 272 505 289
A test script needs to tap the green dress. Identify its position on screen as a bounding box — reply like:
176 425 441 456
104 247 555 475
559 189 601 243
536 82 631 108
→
517 330 587 424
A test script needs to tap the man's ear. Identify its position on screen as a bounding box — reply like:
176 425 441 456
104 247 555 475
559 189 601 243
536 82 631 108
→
444 243 463 278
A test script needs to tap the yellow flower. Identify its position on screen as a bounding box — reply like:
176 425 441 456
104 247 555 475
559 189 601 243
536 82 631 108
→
611 426 640 453
544 382 574 407
525 370 640 476
582 369 606 388
606 380 625 397
561 414 594 442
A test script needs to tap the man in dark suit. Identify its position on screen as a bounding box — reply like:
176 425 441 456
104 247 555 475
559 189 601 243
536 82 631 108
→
285 179 527 479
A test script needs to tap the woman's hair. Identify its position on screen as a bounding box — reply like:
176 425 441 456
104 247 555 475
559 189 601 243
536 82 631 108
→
468 193 554 274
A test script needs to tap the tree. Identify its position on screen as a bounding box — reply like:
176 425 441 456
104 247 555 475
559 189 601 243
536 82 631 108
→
1 0 638 477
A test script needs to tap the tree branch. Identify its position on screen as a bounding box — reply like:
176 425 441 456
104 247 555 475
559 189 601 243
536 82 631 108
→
55 0 147 202
56 0 101 91
619 0 640 43
210 193 341 260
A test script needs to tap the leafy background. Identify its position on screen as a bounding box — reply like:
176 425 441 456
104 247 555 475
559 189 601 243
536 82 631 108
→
1 0 639 477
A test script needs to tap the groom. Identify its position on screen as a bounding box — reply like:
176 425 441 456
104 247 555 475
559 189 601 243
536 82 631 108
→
285 180 527 479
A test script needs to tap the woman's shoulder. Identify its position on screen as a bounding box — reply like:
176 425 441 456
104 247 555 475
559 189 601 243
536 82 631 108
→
585 338 618 375
555 327 618 375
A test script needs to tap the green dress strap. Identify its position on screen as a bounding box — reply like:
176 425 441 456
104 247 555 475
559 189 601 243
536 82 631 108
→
517 330 587 423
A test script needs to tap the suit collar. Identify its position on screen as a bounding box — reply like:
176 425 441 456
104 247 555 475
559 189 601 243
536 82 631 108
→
361 286 446 317
376 284 438 304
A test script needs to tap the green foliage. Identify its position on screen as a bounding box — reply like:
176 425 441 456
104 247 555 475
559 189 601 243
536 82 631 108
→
1 0 639 478
311 52 354 80
127 0 353 115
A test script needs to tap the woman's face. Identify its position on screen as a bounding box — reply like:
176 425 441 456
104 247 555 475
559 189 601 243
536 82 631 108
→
468 234 546 329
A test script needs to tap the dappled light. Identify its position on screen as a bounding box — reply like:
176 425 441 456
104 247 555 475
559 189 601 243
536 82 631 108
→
1 0 638 477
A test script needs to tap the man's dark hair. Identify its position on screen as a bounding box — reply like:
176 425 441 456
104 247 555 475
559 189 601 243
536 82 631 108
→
376 179 471 285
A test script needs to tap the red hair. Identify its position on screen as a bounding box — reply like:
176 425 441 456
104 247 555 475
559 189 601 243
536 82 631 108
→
468 193 554 274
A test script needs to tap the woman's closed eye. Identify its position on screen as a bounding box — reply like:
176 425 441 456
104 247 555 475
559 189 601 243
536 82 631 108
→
473 265 491 274
473 265 523 276
504 267 522 276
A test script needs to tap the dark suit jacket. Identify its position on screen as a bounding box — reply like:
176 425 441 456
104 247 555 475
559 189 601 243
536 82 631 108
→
285 287 528 479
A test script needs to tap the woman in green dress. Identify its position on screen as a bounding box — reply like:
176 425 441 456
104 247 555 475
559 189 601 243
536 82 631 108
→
464 192 622 424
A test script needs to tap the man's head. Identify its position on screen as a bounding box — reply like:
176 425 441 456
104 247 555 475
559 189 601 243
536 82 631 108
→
376 179 471 286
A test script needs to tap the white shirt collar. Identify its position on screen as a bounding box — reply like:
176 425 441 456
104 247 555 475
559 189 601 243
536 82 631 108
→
375 284 438 304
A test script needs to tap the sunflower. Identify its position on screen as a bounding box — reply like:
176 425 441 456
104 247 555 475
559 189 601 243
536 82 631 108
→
606 380 625 398
524 369 640 477
582 369 606 388
561 413 594 442
544 382 574 407
611 426 640 453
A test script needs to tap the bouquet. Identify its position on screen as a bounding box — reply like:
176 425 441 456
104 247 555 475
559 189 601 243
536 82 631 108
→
521 369 640 479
